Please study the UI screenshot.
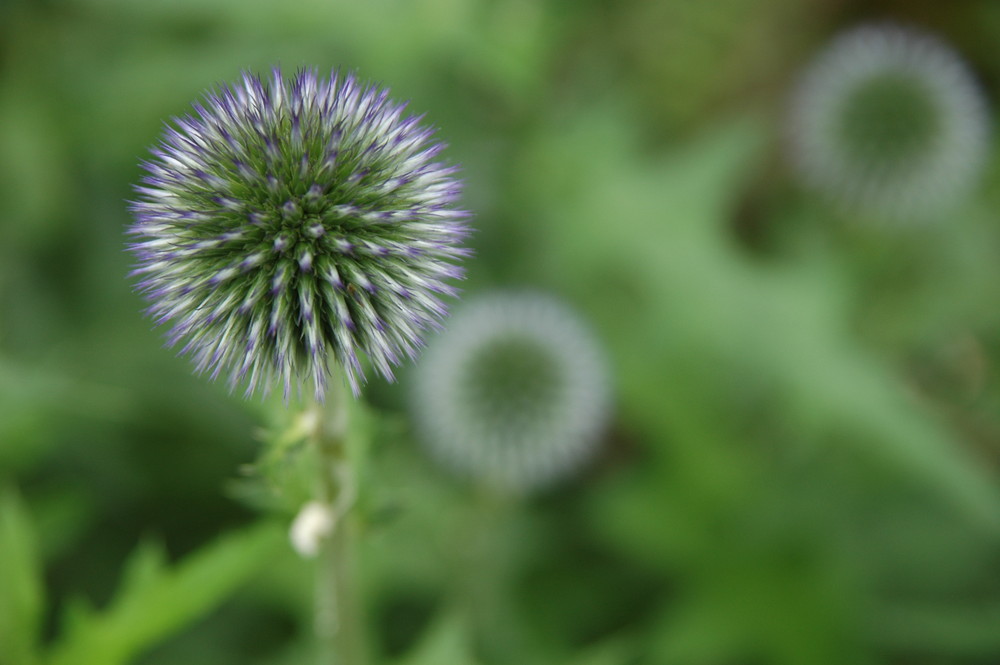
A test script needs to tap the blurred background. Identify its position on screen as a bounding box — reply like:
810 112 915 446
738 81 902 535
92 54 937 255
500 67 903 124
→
3 0 1000 664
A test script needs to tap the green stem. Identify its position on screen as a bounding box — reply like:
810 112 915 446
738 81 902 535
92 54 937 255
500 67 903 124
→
455 487 525 663
309 380 363 665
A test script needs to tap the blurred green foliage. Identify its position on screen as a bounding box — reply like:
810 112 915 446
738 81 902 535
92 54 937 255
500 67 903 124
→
2 1 1000 664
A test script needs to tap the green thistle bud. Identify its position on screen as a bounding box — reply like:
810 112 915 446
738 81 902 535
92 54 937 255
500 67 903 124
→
410 292 611 492
128 68 470 399
787 24 989 220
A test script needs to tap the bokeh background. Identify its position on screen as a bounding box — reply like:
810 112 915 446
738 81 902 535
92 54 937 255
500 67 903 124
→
3 1 1000 664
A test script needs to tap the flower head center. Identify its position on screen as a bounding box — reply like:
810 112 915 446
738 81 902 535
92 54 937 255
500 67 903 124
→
837 73 940 169
462 337 563 442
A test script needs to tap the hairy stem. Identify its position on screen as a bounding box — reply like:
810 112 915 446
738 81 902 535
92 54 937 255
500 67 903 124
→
310 381 363 665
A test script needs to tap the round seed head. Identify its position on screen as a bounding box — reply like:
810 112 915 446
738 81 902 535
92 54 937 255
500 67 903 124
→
787 23 989 220
128 68 471 399
410 292 611 492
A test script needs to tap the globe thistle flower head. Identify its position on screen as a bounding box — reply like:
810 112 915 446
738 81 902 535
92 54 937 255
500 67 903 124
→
411 292 611 493
128 68 470 400
787 23 989 220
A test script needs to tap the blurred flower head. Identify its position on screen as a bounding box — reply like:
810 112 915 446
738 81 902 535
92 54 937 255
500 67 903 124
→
787 23 989 220
410 292 611 492
128 68 470 399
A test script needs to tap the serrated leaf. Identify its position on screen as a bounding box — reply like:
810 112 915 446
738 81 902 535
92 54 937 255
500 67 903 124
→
46 521 285 665
527 111 1000 531
0 488 44 665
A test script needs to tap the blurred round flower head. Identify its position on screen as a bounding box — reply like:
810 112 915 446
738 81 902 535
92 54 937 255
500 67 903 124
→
411 292 611 492
128 68 470 399
787 23 989 220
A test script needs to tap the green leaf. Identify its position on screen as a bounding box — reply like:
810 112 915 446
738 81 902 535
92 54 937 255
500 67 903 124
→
0 487 44 665
396 610 481 665
569 635 639 665
873 601 1000 654
525 110 1000 532
46 521 285 665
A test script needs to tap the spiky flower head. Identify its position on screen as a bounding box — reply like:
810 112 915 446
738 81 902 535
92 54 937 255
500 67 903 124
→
410 292 611 492
128 68 470 399
787 23 989 220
